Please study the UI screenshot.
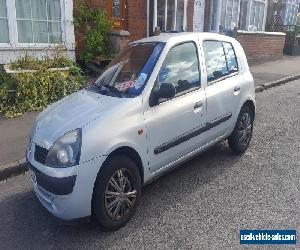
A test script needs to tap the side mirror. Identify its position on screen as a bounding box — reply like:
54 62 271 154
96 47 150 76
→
149 82 176 107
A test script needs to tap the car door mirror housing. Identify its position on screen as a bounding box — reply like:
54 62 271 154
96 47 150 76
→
149 82 176 107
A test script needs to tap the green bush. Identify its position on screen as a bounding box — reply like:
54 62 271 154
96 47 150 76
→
74 0 112 62
0 56 85 118
10 53 73 71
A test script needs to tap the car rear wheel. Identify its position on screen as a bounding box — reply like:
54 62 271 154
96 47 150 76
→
92 155 141 231
228 105 254 155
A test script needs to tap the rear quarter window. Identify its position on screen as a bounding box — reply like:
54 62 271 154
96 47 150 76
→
223 42 238 74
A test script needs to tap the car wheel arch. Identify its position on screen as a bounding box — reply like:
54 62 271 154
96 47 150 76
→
96 146 144 186
243 100 256 120
91 146 144 221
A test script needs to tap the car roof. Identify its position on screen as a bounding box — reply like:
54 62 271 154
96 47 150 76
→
132 32 236 44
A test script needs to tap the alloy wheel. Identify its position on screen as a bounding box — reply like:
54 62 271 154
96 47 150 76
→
104 168 137 221
237 112 252 148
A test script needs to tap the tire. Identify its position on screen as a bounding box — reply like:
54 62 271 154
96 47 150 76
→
228 105 254 155
92 155 141 231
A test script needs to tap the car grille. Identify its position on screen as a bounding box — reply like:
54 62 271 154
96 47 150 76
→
34 144 49 164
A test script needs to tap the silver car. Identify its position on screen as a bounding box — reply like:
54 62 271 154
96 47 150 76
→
27 32 255 230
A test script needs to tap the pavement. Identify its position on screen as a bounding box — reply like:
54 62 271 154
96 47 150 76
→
250 56 300 86
0 55 300 179
0 79 299 249
0 112 37 166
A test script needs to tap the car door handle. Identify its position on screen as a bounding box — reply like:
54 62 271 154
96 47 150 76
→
234 86 241 92
194 101 203 109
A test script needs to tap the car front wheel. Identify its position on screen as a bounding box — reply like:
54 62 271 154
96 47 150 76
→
92 155 141 231
228 105 254 155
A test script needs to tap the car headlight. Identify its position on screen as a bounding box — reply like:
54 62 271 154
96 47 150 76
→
45 129 82 168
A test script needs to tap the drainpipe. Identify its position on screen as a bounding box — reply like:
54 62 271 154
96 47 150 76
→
153 0 158 32
147 0 150 36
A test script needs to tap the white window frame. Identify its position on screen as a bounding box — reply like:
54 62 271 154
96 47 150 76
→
0 0 74 50
153 0 188 32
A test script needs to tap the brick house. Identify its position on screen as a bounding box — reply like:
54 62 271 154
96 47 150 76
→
80 0 293 62
0 0 297 65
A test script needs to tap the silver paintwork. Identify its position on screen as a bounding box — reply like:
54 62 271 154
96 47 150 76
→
27 32 256 220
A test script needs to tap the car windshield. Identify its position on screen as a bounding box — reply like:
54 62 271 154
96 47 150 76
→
90 42 165 98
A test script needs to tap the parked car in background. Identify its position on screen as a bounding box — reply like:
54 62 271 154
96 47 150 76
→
26 32 255 231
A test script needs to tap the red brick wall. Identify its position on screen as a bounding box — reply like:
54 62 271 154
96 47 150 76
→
187 0 195 32
236 32 286 61
90 0 106 9
204 0 210 31
83 0 196 41
126 0 147 41
79 0 147 42
74 0 111 59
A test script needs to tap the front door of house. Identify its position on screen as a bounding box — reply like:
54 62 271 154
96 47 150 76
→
108 0 126 30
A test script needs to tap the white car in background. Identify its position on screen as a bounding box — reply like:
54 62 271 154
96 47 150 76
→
27 32 255 231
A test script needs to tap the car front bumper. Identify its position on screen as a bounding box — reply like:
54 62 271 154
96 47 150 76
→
27 154 107 220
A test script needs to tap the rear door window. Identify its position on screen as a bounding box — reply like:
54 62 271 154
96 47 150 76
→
203 41 228 82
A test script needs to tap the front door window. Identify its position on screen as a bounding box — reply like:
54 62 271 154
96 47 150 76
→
112 0 121 18
156 42 200 96
108 0 125 29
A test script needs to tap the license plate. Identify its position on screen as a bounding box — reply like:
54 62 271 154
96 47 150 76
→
29 169 37 183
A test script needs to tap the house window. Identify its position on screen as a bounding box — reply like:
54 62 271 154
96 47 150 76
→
0 0 9 43
155 0 188 32
16 0 62 43
220 0 241 30
249 0 266 31
283 0 299 25
209 0 267 32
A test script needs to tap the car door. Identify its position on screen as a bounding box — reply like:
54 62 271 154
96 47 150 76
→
201 40 243 142
143 41 207 173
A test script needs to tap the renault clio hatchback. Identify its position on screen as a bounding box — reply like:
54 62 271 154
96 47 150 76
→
27 33 255 230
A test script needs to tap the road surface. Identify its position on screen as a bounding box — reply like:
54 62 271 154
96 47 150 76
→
0 80 299 249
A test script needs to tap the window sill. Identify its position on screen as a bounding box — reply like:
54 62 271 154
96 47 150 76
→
237 30 286 36
0 43 67 50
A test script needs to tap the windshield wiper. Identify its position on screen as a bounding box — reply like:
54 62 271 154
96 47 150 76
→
93 83 124 98
101 84 124 98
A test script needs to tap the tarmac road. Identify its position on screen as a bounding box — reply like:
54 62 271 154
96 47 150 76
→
0 80 299 249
